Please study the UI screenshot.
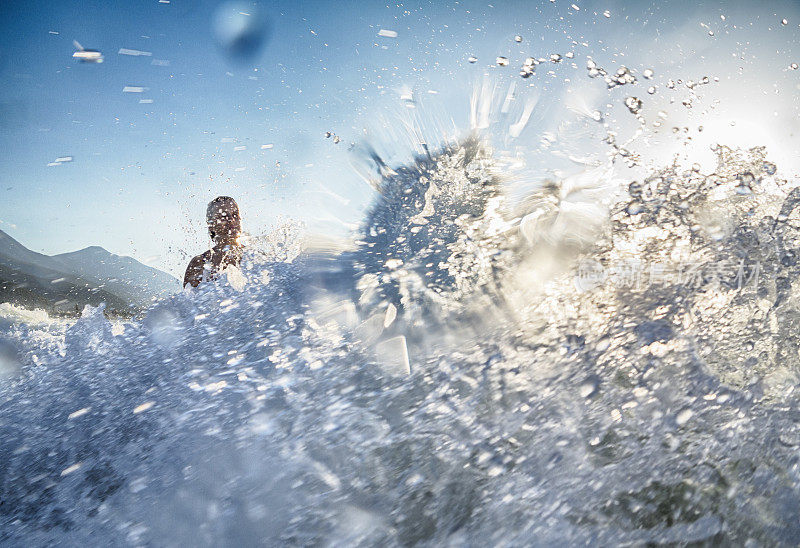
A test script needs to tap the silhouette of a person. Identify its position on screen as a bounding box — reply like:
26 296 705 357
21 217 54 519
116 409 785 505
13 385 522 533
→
184 196 243 288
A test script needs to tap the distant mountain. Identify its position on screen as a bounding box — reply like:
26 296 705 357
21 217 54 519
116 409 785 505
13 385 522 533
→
53 246 179 305
0 230 180 316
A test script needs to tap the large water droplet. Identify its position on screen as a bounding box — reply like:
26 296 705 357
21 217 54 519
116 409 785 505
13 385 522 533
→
212 1 271 62
0 339 21 380
676 408 693 426
496 56 509 66
579 376 600 398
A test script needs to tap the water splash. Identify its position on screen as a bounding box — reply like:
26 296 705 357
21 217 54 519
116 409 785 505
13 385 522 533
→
3 72 800 548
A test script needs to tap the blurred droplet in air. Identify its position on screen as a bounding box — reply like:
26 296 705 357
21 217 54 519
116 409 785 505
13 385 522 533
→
579 376 600 398
72 40 104 63
144 307 185 348
212 1 271 62
0 338 21 380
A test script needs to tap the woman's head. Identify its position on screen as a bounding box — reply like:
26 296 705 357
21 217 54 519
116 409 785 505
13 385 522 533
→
206 196 241 245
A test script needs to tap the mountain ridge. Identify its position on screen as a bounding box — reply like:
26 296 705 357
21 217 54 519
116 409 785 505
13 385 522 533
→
0 229 180 316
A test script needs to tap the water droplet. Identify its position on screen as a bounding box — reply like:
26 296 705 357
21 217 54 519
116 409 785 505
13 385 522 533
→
647 86 656 95
212 1 270 61
590 110 603 122
565 51 574 59
675 408 693 426
642 68 654 79
708 30 714 36
0 339 21 380
624 96 642 114
468 55 478 64
579 376 600 398
781 18 789 26
790 63 798 70
333 135 341 144
550 53 562 63
603 10 611 17
514 35 523 42
324 131 332 138
609 66 636 87
496 56 509 66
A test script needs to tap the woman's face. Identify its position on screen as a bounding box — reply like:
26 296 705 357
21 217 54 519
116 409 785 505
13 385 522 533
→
208 203 241 243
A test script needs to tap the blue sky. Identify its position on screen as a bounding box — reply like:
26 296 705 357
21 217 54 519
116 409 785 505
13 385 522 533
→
1 0 799 277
